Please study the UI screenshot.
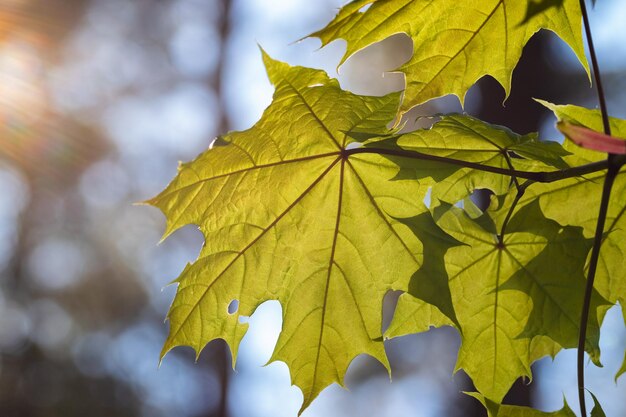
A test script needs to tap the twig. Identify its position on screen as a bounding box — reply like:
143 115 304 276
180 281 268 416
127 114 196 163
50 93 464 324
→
577 0 614 415
498 180 532 245
347 147 612 183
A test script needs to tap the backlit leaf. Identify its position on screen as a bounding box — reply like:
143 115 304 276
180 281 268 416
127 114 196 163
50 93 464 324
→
148 52 487 411
310 0 588 114
429 201 604 401
373 114 570 205
508 101 626 306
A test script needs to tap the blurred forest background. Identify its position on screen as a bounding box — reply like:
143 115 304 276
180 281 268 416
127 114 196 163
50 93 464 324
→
0 0 625 416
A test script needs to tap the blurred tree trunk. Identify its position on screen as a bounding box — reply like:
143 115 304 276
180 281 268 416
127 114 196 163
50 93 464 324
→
211 0 232 416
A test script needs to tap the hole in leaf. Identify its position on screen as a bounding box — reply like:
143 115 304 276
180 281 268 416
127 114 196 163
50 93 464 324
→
381 290 402 335
345 142 362 150
423 187 432 207
358 3 372 13
227 299 239 315
469 188 493 212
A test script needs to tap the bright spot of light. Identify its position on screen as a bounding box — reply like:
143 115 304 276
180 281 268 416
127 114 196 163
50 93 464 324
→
102 83 217 157
0 298 31 352
27 237 90 291
169 22 219 78
110 322 220 417
28 299 73 351
79 158 130 209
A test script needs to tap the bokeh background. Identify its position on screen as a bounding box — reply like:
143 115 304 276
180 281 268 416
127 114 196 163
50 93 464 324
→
0 0 625 416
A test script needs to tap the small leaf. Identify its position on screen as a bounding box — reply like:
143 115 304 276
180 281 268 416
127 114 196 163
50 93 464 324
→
507 135 571 169
589 391 607 417
537 99 626 141
617 305 626 382
617 350 626 382
505 102 626 308
557 121 626 154
469 392 576 417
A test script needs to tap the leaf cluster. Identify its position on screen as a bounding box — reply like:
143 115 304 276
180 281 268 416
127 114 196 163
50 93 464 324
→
148 1 626 415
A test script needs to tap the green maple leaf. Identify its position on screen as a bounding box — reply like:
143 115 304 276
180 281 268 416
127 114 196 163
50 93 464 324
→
368 114 570 205
469 392 576 417
148 50 584 410
399 201 606 401
148 51 488 411
310 0 588 113
509 101 626 306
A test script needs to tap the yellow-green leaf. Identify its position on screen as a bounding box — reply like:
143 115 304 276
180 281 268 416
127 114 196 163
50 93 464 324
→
432 201 604 401
148 51 469 412
310 0 588 114
510 102 626 307
469 392 576 417
374 114 570 205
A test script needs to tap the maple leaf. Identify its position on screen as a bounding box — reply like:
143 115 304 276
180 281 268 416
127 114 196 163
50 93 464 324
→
389 200 606 402
309 0 589 114
368 114 570 206
148 51 460 411
508 101 626 307
149 48 588 410
384 211 462 334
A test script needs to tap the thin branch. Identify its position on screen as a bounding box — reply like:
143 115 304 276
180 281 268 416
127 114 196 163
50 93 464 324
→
498 180 532 244
577 162 619 417
347 147 612 183
580 0 611 136
577 1 614 415
504 151 521 191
